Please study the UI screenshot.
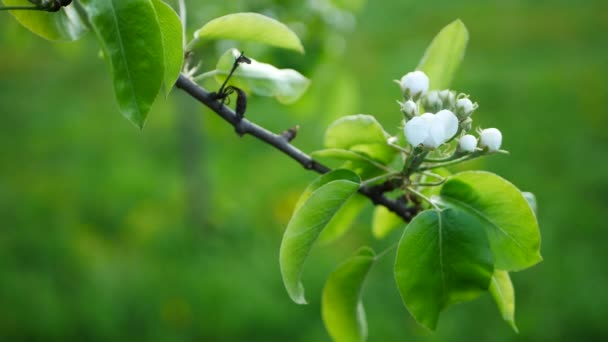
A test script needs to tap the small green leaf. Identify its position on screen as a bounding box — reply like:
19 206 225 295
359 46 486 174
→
490 270 519 333
152 0 183 96
324 115 396 165
394 209 494 330
417 19 469 90
439 171 542 271
319 194 367 244
280 170 361 304
322 247 375 342
216 49 310 104
80 0 165 128
2 0 88 41
194 12 304 53
372 206 403 239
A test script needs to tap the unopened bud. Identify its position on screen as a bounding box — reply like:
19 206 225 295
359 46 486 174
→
458 134 478 153
460 117 473 132
479 128 503 152
400 100 418 119
455 97 477 119
438 90 456 109
399 71 429 100
422 91 442 112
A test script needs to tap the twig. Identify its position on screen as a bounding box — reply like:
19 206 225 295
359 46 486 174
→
174 74 418 221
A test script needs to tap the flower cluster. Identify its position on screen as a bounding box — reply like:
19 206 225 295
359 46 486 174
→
397 70 502 153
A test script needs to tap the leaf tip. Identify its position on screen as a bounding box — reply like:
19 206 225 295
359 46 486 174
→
289 290 308 305
508 320 519 334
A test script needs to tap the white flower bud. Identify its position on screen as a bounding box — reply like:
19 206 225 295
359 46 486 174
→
387 136 398 145
460 117 473 131
438 90 456 108
399 71 429 99
479 128 503 152
456 98 476 119
421 91 442 113
400 100 418 119
459 134 478 153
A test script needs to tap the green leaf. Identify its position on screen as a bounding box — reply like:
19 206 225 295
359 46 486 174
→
280 170 361 304
394 209 494 330
489 270 519 333
194 12 304 53
439 171 542 271
2 0 88 41
372 206 403 239
417 19 469 90
152 0 183 96
216 49 310 104
80 0 165 128
319 194 367 244
324 115 396 165
322 247 375 342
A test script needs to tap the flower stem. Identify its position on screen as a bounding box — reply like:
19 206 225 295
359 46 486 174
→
361 171 401 187
193 70 219 82
407 186 440 210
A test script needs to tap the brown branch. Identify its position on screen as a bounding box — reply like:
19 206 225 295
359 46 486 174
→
175 74 417 221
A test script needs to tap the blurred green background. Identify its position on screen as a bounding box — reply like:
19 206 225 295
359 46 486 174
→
1 0 607 340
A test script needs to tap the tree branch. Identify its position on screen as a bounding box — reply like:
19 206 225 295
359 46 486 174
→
175 74 417 221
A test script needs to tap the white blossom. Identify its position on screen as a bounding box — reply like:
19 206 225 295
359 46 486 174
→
404 110 458 149
399 71 429 98
459 134 478 152
479 128 503 152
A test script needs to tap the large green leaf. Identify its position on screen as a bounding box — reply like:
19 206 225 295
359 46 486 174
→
322 247 375 342
324 115 396 165
439 171 542 271
319 194 367 244
215 49 310 104
417 19 468 90
372 206 403 239
394 209 494 330
2 0 88 41
194 12 304 53
280 170 361 304
152 0 183 96
490 270 518 332
80 0 165 129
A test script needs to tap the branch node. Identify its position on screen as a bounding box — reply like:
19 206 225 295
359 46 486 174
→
304 160 315 170
234 121 247 136
280 125 300 143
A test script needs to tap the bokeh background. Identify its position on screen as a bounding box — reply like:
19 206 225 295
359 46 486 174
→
1 0 607 340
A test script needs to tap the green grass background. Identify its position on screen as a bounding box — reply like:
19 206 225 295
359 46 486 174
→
0 0 606 340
